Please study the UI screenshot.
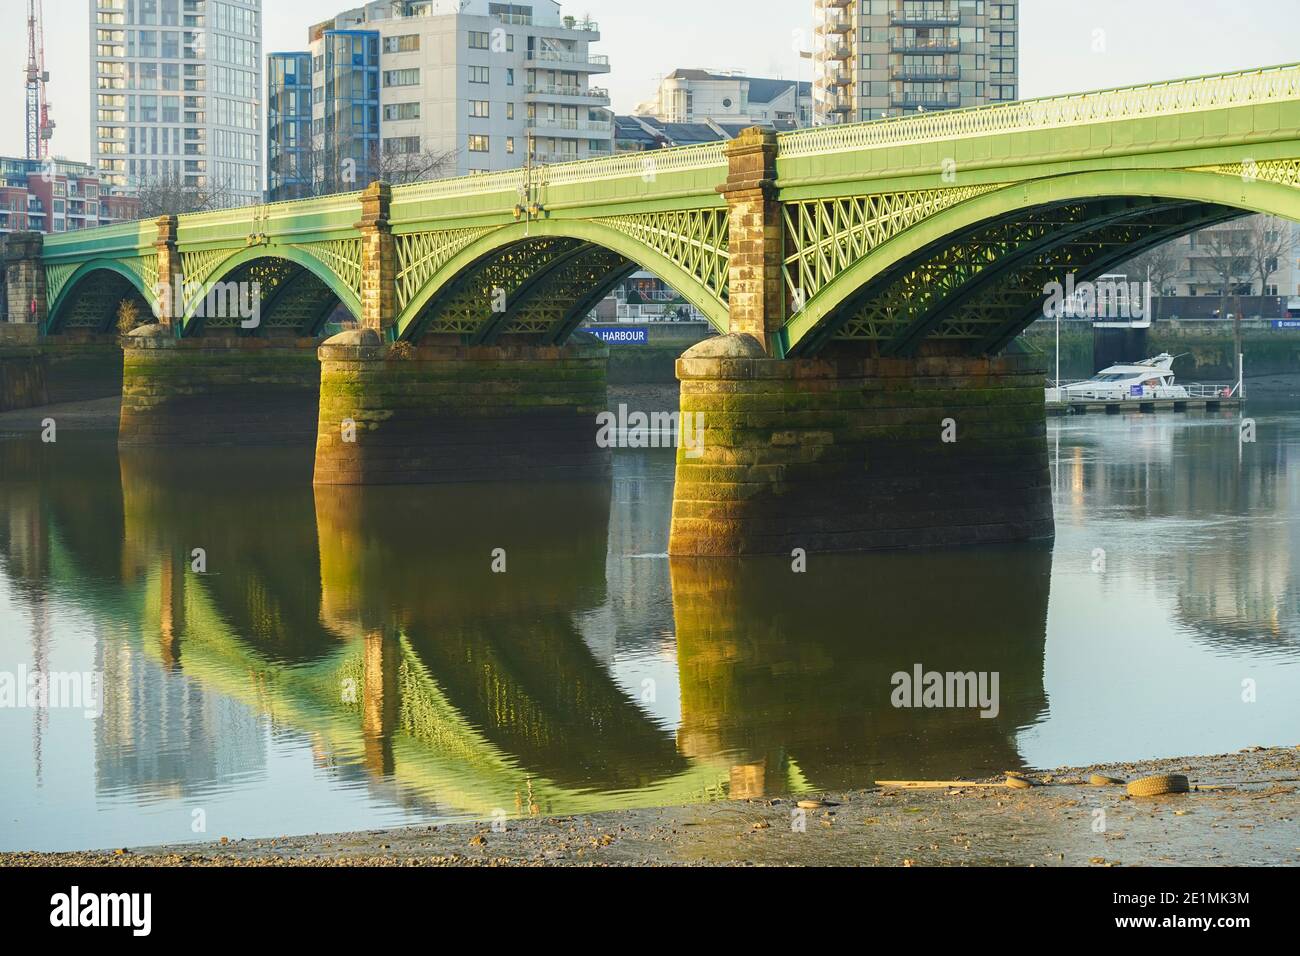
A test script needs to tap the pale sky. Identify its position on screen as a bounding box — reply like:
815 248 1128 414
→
3 0 1299 162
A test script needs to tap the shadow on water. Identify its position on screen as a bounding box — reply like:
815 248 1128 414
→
669 547 1053 792
1 433 1055 832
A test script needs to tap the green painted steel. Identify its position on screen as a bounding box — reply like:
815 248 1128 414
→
39 62 1300 355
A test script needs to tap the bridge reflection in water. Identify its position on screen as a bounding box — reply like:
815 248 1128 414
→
0 437 1061 827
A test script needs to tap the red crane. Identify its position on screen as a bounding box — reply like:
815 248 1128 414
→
25 0 55 160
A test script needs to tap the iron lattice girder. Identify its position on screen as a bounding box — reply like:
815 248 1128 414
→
408 237 585 341
780 185 1002 309
951 202 1241 350
480 244 635 344
976 206 1247 354
819 199 1242 353
50 271 149 333
883 197 1202 356
184 257 340 335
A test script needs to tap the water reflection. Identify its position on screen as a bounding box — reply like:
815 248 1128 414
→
1 406 1298 850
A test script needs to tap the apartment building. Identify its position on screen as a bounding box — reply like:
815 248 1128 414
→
0 157 140 236
813 0 1019 123
636 70 813 127
1162 220 1300 298
91 0 263 208
268 0 614 200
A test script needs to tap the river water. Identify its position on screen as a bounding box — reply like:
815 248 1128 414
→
1 405 1297 851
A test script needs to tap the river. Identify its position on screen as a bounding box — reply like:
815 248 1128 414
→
1 402 1297 851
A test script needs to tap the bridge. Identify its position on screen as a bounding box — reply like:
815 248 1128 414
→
7 62 1300 554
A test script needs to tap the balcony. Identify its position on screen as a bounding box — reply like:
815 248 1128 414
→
525 50 611 73
890 63 960 81
890 7 962 26
890 35 960 53
823 39 853 61
528 117 614 135
890 90 962 109
526 84 611 105
817 11 852 35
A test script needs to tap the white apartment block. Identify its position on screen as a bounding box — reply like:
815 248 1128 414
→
304 0 613 178
637 70 813 127
91 0 263 207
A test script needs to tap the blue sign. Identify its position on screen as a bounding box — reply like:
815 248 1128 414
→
592 327 649 345
1129 384 1144 397
1273 320 1300 329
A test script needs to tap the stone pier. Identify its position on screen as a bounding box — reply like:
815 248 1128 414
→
313 330 609 485
119 328 321 445
668 334 1053 555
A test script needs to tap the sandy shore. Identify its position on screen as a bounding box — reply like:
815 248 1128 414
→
4 747 1296 867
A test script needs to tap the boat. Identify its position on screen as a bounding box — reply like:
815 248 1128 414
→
1048 353 1190 402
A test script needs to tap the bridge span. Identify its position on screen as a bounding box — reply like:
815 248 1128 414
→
6 63 1300 554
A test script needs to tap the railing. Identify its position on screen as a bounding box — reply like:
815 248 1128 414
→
528 118 614 134
780 61 1300 158
891 35 960 52
526 84 610 100
890 7 961 25
891 63 960 81
890 91 962 108
527 50 610 67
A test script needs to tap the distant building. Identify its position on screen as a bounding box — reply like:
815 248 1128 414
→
613 116 765 152
268 0 614 201
0 156 139 236
813 0 1019 124
636 69 812 127
1163 219 1300 298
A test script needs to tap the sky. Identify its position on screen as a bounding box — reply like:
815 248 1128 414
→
2 0 1299 162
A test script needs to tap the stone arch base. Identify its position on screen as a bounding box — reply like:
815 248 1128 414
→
119 328 323 446
313 331 610 486
668 334 1054 556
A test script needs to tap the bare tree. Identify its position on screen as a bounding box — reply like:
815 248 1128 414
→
1195 223 1253 363
279 135 460 199
1118 239 1182 322
133 169 235 218
1243 214 1291 297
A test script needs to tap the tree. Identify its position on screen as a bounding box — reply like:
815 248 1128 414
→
280 135 460 199
1244 214 1290 297
133 169 235 218
1195 222 1253 370
1118 239 1182 322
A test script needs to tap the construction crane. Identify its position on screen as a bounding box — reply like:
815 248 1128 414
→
25 0 55 161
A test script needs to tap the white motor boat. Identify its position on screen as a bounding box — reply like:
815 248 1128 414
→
1048 353 1190 402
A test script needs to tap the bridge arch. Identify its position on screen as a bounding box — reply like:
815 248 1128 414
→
46 259 157 335
179 245 363 337
782 168 1300 356
394 217 730 343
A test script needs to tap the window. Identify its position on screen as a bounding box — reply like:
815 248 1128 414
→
384 136 421 154
383 34 420 53
383 102 421 121
469 65 489 84
469 31 491 49
468 134 490 152
506 137 515 154
383 69 420 87
469 100 490 118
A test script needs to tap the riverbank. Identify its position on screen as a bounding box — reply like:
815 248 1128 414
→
4 746 1295 867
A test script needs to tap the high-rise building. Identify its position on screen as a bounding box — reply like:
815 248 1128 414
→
267 0 613 201
812 0 1018 124
90 0 264 208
